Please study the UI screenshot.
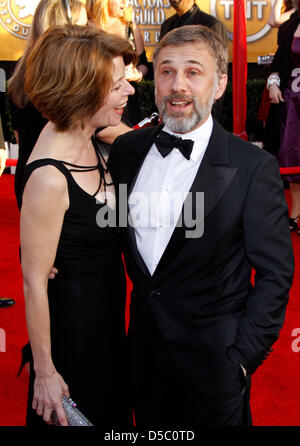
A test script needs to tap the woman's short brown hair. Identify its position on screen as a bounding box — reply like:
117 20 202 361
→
24 24 137 131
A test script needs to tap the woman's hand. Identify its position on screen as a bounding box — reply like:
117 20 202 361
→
268 83 284 104
33 369 70 425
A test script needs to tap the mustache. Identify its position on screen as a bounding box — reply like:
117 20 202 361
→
162 93 196 104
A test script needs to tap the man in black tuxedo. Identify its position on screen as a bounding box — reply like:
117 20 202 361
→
159 0 228 45
109 25 294 426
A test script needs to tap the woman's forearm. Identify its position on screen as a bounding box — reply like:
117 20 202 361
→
24 282 55 376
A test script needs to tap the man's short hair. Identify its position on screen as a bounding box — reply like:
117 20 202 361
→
153 25 228 76
25 24 137 131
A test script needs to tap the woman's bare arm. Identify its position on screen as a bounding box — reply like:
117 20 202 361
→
21 165 70 425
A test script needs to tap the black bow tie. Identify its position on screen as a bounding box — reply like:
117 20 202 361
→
155 131 194 160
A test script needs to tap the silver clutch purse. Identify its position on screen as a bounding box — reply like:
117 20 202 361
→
51 395 94 426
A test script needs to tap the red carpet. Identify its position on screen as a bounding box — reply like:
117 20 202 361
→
0 173 299 426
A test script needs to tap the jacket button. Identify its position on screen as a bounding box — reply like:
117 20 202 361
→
149 290 161 297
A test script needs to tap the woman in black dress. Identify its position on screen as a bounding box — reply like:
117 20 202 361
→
20 24 135 426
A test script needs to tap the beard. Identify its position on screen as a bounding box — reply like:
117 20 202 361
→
156 79 218 134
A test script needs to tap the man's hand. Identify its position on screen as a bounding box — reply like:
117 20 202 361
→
96 122 133 146
49 267 59 280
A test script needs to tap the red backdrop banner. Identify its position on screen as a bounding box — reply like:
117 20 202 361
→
233 0 248 141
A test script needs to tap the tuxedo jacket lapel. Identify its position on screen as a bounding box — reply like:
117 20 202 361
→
153 120 238 278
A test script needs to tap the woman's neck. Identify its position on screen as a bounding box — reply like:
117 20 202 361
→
31 122 95 165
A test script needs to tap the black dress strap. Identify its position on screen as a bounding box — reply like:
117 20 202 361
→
18 158 74 209
91 136 114 201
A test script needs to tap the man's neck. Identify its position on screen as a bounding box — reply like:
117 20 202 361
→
175 1 195 17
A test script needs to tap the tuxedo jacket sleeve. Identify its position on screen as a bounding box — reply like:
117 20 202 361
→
226 153 294 373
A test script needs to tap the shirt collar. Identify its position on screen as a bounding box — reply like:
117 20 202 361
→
162 114 213 162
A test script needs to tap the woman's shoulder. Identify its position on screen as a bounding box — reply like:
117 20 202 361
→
21 162 70 212
24 162 68 195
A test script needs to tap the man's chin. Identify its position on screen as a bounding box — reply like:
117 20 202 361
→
163 113 201 134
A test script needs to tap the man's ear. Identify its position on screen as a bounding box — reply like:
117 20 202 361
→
214 74 228 101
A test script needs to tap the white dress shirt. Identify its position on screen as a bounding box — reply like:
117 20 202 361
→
129 114 213 275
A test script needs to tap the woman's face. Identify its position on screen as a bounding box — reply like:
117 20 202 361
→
89 56 135 129
108 0 125 18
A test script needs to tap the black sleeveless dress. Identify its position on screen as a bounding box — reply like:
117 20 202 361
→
19 140 128 426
